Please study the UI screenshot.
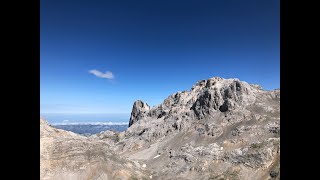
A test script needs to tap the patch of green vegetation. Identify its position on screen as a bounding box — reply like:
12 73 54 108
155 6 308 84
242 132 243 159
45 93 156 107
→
208 169 240 180
250 142 264 149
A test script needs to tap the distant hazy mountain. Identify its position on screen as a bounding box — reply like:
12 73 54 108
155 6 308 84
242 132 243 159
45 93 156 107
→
52 123 128 136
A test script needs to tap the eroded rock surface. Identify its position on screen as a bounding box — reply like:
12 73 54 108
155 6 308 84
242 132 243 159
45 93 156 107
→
119 77 280 180
40 119 149 180
41 77 280 180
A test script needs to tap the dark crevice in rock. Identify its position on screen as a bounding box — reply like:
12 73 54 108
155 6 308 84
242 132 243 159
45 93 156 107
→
219 101 229 112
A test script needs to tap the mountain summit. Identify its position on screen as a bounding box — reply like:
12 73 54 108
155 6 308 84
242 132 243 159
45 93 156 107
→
122 77 280 179
41 77 280 180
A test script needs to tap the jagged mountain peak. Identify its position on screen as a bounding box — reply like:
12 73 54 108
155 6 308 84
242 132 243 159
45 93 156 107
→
41 76 280 180
129 100 150 127
128 77 264 127
119 77 280 179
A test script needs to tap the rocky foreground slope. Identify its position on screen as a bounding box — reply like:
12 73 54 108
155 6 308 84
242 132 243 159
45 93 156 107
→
40 77 280 180
40 119 149 180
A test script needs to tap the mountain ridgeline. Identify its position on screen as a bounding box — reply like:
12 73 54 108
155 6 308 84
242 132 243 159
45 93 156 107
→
129 77 266 127
41 77 280 180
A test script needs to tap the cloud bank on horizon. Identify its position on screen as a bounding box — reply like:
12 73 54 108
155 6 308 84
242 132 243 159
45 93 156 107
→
89 69 114 79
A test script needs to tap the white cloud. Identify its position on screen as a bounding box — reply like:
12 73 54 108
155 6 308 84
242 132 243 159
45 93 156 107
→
89 69 114 79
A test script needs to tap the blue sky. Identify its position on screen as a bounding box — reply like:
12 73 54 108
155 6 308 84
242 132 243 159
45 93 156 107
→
40 0 280 114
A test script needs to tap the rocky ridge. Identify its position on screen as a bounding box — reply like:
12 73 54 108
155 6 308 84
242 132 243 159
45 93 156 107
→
115 77 280 179
40 119 150 180
40 76 280 180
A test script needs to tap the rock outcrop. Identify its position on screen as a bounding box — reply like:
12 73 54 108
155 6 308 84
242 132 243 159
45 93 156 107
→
119 77 280 180
129 77 258 126
40 118 150 180
40 76 280 180
129 100 150 127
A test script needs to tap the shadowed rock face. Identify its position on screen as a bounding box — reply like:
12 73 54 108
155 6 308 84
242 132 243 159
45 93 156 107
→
129 100 150 127
41 76 280 180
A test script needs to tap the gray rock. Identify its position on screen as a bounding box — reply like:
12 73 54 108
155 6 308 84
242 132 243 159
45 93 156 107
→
129 100 150 127
41 76 280 180
40 118 149 180
120 77 279 179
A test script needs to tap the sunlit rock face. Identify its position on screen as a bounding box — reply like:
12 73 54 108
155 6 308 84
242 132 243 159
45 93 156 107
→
40 77 280 180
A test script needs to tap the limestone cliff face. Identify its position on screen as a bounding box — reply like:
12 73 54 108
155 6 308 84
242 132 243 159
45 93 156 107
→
129 100 150 127
128 77 259 127
40 76 280 180
120 77 280 180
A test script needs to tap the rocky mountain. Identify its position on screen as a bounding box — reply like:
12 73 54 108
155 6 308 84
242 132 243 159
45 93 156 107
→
40 77 280 180
40 118 150 180
129 100 150 127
